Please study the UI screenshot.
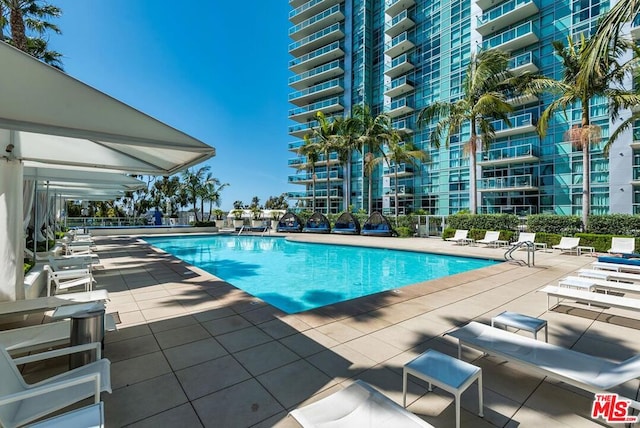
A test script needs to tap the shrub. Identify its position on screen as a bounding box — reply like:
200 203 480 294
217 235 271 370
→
193 221 216 227
24 260 34 274
447 214 518 231
526 215 582 235
396 226 412 237
588 214 640 236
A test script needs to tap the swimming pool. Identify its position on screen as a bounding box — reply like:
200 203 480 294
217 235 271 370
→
143 235 498 314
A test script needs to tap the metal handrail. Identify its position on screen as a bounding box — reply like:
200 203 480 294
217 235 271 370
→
504 241 535 266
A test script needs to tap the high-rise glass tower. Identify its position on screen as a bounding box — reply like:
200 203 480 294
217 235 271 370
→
287 0 639 216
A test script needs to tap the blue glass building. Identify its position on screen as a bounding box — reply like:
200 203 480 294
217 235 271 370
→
287 0 638 216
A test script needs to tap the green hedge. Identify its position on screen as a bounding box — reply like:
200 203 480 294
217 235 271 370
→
526 215 582 235
446 214 519 231
587 215 640 236
192 221 216 227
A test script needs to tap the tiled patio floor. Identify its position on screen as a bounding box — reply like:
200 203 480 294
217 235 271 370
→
9 234 640 427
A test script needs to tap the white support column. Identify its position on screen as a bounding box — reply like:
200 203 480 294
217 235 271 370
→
0 157 25 302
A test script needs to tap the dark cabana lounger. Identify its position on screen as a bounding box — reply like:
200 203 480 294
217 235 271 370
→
276 212 303 233
331 212 361 235
302 212 331 234
361 211 395 237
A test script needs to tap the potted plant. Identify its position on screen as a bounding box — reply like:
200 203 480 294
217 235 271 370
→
270 211 282 230
250 207 263 227
232 209 244 229
213 209 224 221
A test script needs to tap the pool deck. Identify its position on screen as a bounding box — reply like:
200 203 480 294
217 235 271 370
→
8 234 640 427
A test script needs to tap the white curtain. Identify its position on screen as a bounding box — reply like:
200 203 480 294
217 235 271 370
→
34 190 49 242
22 179 34 233
0 158 25 302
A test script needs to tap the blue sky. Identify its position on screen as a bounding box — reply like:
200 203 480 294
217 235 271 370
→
49 0 294 211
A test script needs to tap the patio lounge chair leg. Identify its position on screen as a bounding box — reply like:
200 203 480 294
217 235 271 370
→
478 373 484 417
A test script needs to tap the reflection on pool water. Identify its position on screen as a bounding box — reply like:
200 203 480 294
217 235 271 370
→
143 235 499 314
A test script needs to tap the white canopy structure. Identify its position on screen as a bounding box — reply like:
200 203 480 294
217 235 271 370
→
0 41 216 301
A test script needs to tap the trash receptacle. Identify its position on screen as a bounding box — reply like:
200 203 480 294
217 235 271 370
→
70 307 105 369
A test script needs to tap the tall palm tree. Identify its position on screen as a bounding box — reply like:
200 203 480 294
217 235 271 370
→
181 165 212 222
333 114 361 211
580 0 640 88
297 134 321 212
352 105 387 214
378 121 429 221
417 49 515 214
305 111 341 214
203 179 229 221
537 35 640 229
1 0 63 69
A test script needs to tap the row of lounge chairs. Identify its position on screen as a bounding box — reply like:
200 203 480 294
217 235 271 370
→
1 229 111 427
277 211 396 237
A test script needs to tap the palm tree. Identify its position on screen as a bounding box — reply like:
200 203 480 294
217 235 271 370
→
297 134 321 212
378 120 428 221
305 112 341 214
352 105 387 214
1 0 63 69
333 114 361 211
203 179 229 221
181 165 213 222
417 50 515 214
537 35 640 229
580 0 640 88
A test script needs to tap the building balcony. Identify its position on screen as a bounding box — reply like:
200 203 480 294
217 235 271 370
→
384 32 414 58
384 76 414 98
288 152 340 168
289 0 344 24
508 51 538 75
383 185 413 196
288 23 344 57
289 4 345 41
289 59 344 90
478 143 539 166
476 0 539 36
385 10 415 38
288 140 306 151
479 174 538 192
476 0 501 11
289 41 344 74
290 0 307 9
632 14 640 40
492 112 536 137
288 170 343 183
506 93 538 107
289 78 344 106
392 119 413 134
385 0 415 17
482 21 539 53
383 163 414 177
288 121 317 138
632 165 640 185
287 188 342 199
288 97 343 122
384 53 414 78
385 97 414 118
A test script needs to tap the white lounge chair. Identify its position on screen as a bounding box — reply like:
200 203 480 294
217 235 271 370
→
446 230 471 245
447 321 640 410
552 237 580 255
289 380 433 428
579 268 640 284
560 276 640 295
43 265 94 297
539 285 640 313
28 402 104 428
0 320 70 355
510 232 546 251
608 237 635 255
47 255 92 271
592 261 640 274
0 290 109 318
0 343 111 428
476 231 502 247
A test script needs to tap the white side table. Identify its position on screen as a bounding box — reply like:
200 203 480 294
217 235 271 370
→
491 311 548 342
403 349 483 428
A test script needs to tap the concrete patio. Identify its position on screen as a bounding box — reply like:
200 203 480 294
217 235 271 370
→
8 234 640 427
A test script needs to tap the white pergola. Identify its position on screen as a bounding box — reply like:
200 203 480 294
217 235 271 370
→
0 41 216 301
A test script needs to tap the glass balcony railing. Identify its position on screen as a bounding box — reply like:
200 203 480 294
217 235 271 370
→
477 0 535 26
392 119 411 130
288 78 343 101
289 4 342 36
482 21 537 51
480 174 535 189
479 143 537 162
288 170 343 182
388 10 408 28
288 60 342 85
288 140 305 150
288 97 342 117
634 165 640 180
508 51 534 69
288 23 341 52
289 0 325 20
289 41 341 68
383 185 412 195
383 163 413 175
390 32 408 48
288 121 318 135
388 97 412 111
491 112 535 133
385 76 411 91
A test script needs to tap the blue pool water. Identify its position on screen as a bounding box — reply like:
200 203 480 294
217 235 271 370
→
144 235 498 314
